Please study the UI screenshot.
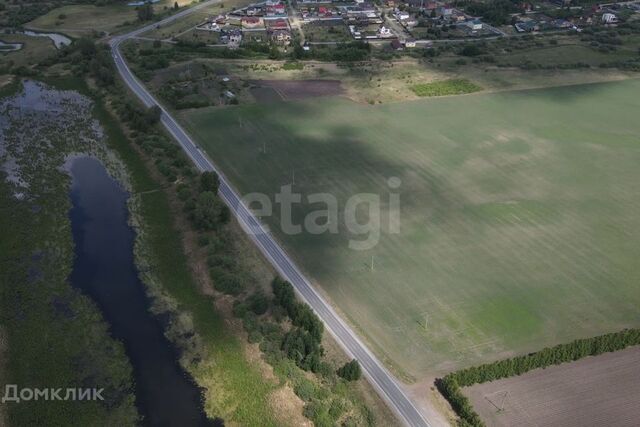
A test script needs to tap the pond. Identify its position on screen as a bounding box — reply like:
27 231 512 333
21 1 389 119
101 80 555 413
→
68 156 211 426
0 40 22 51
21 30 71 49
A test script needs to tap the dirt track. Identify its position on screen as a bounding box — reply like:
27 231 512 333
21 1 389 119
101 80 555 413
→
464 346 640 427
251 79 343 101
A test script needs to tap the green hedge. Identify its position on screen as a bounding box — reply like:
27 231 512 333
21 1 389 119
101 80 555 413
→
437 328 640 427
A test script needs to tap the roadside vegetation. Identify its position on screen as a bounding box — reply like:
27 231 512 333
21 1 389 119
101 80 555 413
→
436 329 640 426
410 78 481 97
39 35 391 426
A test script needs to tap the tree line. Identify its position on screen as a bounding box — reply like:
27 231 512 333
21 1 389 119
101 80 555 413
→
436 328 640 427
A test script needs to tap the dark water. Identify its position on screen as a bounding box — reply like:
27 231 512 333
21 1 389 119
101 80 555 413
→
68 156 211 427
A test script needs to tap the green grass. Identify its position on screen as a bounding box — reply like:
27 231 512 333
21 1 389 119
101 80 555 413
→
493 43 640 68
410 79 481 97
178 78 640 379
0 34 57 67
26 0 197 36
27 4 137 35
282 61 304 71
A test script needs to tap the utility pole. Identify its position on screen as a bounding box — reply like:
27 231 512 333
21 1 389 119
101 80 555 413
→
370 255 374 272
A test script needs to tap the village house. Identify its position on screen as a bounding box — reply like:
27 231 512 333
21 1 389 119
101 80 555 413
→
390 39 404 50
270 29 292 45
378 25 393 37
241 16 264 29
267 18 289 30
395 10 411 20
220 28 243 46
266 3 286 16
245 6 261 16
465 19 483 30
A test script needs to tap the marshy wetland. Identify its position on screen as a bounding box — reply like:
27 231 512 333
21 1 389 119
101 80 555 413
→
0 80 207 425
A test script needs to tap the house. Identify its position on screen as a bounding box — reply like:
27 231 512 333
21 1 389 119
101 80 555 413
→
466 19 483 30
405 38 417 48
390 39 404 50
241 16 264 28
436 6 453 17
268 18 289 30
270 29 292 45
246 6 260 16
201 22 220 31
551 18 572 29
378 26 392 37
396 11 411 20
220 29 243 45
405 0 436 10
515 19 539 32
602 13 618 24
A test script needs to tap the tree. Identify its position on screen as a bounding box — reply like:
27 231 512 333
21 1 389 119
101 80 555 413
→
194 191 225 230
337 359 361 381
200 171 220 193
247 291 269 315
174 1 179 10
76 38 97 58
145 105 162 125
137 3 154 21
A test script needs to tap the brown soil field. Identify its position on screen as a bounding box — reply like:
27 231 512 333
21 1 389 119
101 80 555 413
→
251 79 343 101
464 346 640 427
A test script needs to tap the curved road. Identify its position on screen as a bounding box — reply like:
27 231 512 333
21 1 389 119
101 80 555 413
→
110 6 431 426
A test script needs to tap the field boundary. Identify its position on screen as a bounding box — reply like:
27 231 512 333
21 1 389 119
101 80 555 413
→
435 328 640 426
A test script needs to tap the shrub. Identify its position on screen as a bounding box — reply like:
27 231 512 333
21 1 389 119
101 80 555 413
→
247 291 269 315
337 359 361 381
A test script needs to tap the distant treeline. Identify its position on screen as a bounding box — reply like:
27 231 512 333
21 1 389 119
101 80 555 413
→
437 328 640 427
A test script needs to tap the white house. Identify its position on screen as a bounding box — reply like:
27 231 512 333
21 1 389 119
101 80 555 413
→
466 19 483 30
601 13 618 24
378 26 392 37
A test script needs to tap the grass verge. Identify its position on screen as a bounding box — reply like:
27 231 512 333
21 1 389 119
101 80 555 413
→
410 79 481 97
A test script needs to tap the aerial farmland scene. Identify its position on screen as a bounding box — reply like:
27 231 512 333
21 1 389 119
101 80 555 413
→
1 0 639 426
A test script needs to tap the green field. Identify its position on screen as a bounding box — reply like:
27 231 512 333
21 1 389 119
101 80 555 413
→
26 0 196 36
179 79 640 379
411 79 481 97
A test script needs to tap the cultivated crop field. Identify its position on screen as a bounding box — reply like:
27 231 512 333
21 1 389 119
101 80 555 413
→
463 346 640 427
178 79 640 380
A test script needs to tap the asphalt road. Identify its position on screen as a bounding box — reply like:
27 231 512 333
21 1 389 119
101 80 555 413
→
110 6 431 426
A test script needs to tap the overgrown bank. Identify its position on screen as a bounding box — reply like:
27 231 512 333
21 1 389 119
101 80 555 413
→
437 329 640 426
